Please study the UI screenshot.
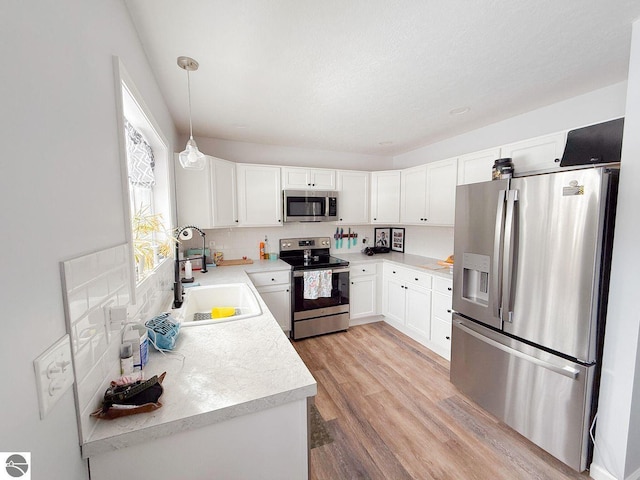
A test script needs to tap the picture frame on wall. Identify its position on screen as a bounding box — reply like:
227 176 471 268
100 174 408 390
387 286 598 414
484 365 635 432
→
391 227 405 253
374 228 391 248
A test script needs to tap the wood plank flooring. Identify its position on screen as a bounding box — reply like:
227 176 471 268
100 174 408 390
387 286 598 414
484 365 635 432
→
292 321 591 480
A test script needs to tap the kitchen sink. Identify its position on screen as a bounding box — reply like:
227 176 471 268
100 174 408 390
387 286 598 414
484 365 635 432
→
176 283 262 326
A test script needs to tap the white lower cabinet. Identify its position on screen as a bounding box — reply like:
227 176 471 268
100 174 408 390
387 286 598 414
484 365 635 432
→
248 270 291 333
349 263 378 321
430 276 453 360
382 264 433 346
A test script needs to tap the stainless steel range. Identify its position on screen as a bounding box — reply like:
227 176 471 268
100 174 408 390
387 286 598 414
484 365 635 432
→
279 237 349 340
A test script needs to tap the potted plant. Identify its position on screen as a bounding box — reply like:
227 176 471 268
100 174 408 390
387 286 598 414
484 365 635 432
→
131 204 173 278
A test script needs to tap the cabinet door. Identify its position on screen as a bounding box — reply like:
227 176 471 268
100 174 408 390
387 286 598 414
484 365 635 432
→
430 316 452 360
336 170 369 224
501 132 566 175
210 157 238 227
175 155 213 227
281 167 310 189
405 284 432 340
457 148 501 185
258 285 291 332
425 158 457 226
371 171 401 223
237 164 282 226
282 167 336 189
400 165 427 224
383 276 405 324
350 276 376 320
309 169 336 190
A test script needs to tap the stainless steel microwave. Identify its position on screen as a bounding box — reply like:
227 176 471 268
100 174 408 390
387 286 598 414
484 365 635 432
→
283 190 338 222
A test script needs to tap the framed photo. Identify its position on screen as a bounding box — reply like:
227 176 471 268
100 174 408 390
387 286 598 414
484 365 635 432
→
374 228 391 248
391 227 405 253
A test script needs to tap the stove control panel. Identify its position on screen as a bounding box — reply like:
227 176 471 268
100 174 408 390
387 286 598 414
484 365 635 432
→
280 237 331 252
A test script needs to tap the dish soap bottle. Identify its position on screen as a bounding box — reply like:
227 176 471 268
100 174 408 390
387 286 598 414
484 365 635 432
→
263 236 270 260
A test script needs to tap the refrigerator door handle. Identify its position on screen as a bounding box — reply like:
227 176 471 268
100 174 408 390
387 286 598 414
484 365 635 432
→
502 189 518 323
454 320 580 379
493 189 507 320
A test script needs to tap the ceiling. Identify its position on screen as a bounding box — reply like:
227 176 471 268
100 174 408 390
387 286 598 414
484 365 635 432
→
125 1 640 156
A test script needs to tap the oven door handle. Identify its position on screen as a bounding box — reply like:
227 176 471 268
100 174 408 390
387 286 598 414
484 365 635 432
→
293 267 350 277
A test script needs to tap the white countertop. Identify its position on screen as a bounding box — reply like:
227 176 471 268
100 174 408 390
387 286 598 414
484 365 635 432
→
334 251 454 279
82 260 315 458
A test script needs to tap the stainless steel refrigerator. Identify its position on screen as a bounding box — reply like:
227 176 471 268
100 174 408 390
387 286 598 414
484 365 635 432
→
450 166 619 472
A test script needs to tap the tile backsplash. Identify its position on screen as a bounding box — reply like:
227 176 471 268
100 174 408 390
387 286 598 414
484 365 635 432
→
178 224 454 261
61 244 173 444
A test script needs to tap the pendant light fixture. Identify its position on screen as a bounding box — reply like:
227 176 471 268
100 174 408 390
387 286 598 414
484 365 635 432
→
177 56 206 170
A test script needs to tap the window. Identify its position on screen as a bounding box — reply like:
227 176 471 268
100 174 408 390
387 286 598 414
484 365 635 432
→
114 58 174 300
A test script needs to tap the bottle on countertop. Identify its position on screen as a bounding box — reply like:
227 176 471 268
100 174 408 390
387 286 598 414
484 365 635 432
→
264 236 270 260
259 241 265 260
120 343 133 376
492 158 514 180
184 259 193 279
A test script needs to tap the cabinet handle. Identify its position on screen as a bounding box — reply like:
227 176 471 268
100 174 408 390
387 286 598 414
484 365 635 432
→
235 219 239 223
414 277 419 281
374 218 377 221
286 289 289 292
447 287 452 291
351 282 354 285
340 218 343 221
554 158 560 163
447 309 452 313
362 269 366 272
392 271 396 274
445 336 450 340
271 278 275 282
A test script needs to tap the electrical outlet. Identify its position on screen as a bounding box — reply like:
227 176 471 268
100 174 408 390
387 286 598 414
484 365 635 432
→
33 335 74 419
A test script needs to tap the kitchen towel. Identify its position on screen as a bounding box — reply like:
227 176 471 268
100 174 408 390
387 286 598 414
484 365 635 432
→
303 270 333 299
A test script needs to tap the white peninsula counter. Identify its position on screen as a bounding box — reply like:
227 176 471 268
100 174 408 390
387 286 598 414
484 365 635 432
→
85 262 316 480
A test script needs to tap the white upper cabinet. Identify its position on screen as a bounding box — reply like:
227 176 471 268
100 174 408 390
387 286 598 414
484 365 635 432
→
370 170 401 224
400 165 428 223
425 157 457 226
400 158 457 226
501 132 567 175
281 167 336 190
210 157 238 227
236 164 282 227
336 170 369 224
457 147 502 185
175 155 237 228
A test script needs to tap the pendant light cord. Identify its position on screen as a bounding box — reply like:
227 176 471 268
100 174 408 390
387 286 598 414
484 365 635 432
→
187 69 194 139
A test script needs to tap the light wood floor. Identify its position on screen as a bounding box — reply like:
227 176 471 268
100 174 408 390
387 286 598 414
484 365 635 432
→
292 321 591 480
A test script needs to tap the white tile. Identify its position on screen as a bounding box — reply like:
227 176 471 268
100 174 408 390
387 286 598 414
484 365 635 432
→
68 289 89 324
71 254 99 288
98 248 116 270
88 276 109 309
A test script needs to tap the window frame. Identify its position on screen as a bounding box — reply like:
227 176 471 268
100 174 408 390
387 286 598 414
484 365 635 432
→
113 57 175 305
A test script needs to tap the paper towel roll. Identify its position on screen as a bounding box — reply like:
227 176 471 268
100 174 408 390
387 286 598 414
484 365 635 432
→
180 228 193 240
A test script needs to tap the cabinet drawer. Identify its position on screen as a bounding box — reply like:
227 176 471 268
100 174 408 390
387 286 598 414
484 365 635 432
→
248 270 290 287
431 316 452 350
432 291 453 320
383 264 432 288
433 276 453 295
350 263 378 277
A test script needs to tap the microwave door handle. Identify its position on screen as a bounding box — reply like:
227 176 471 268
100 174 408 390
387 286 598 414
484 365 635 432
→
493 189 506 320
502 189 518 323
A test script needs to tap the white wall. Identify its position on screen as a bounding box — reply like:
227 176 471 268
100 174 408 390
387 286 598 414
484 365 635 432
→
591 18 640 480
393 81 628 168
0 1 176 478
188 135 394 170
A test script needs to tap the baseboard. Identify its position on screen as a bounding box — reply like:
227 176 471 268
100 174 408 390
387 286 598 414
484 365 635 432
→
349 315 384 327
590 462 618 480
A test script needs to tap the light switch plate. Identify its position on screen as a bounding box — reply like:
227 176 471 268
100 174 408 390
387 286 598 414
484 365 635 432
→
33 335 74 419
